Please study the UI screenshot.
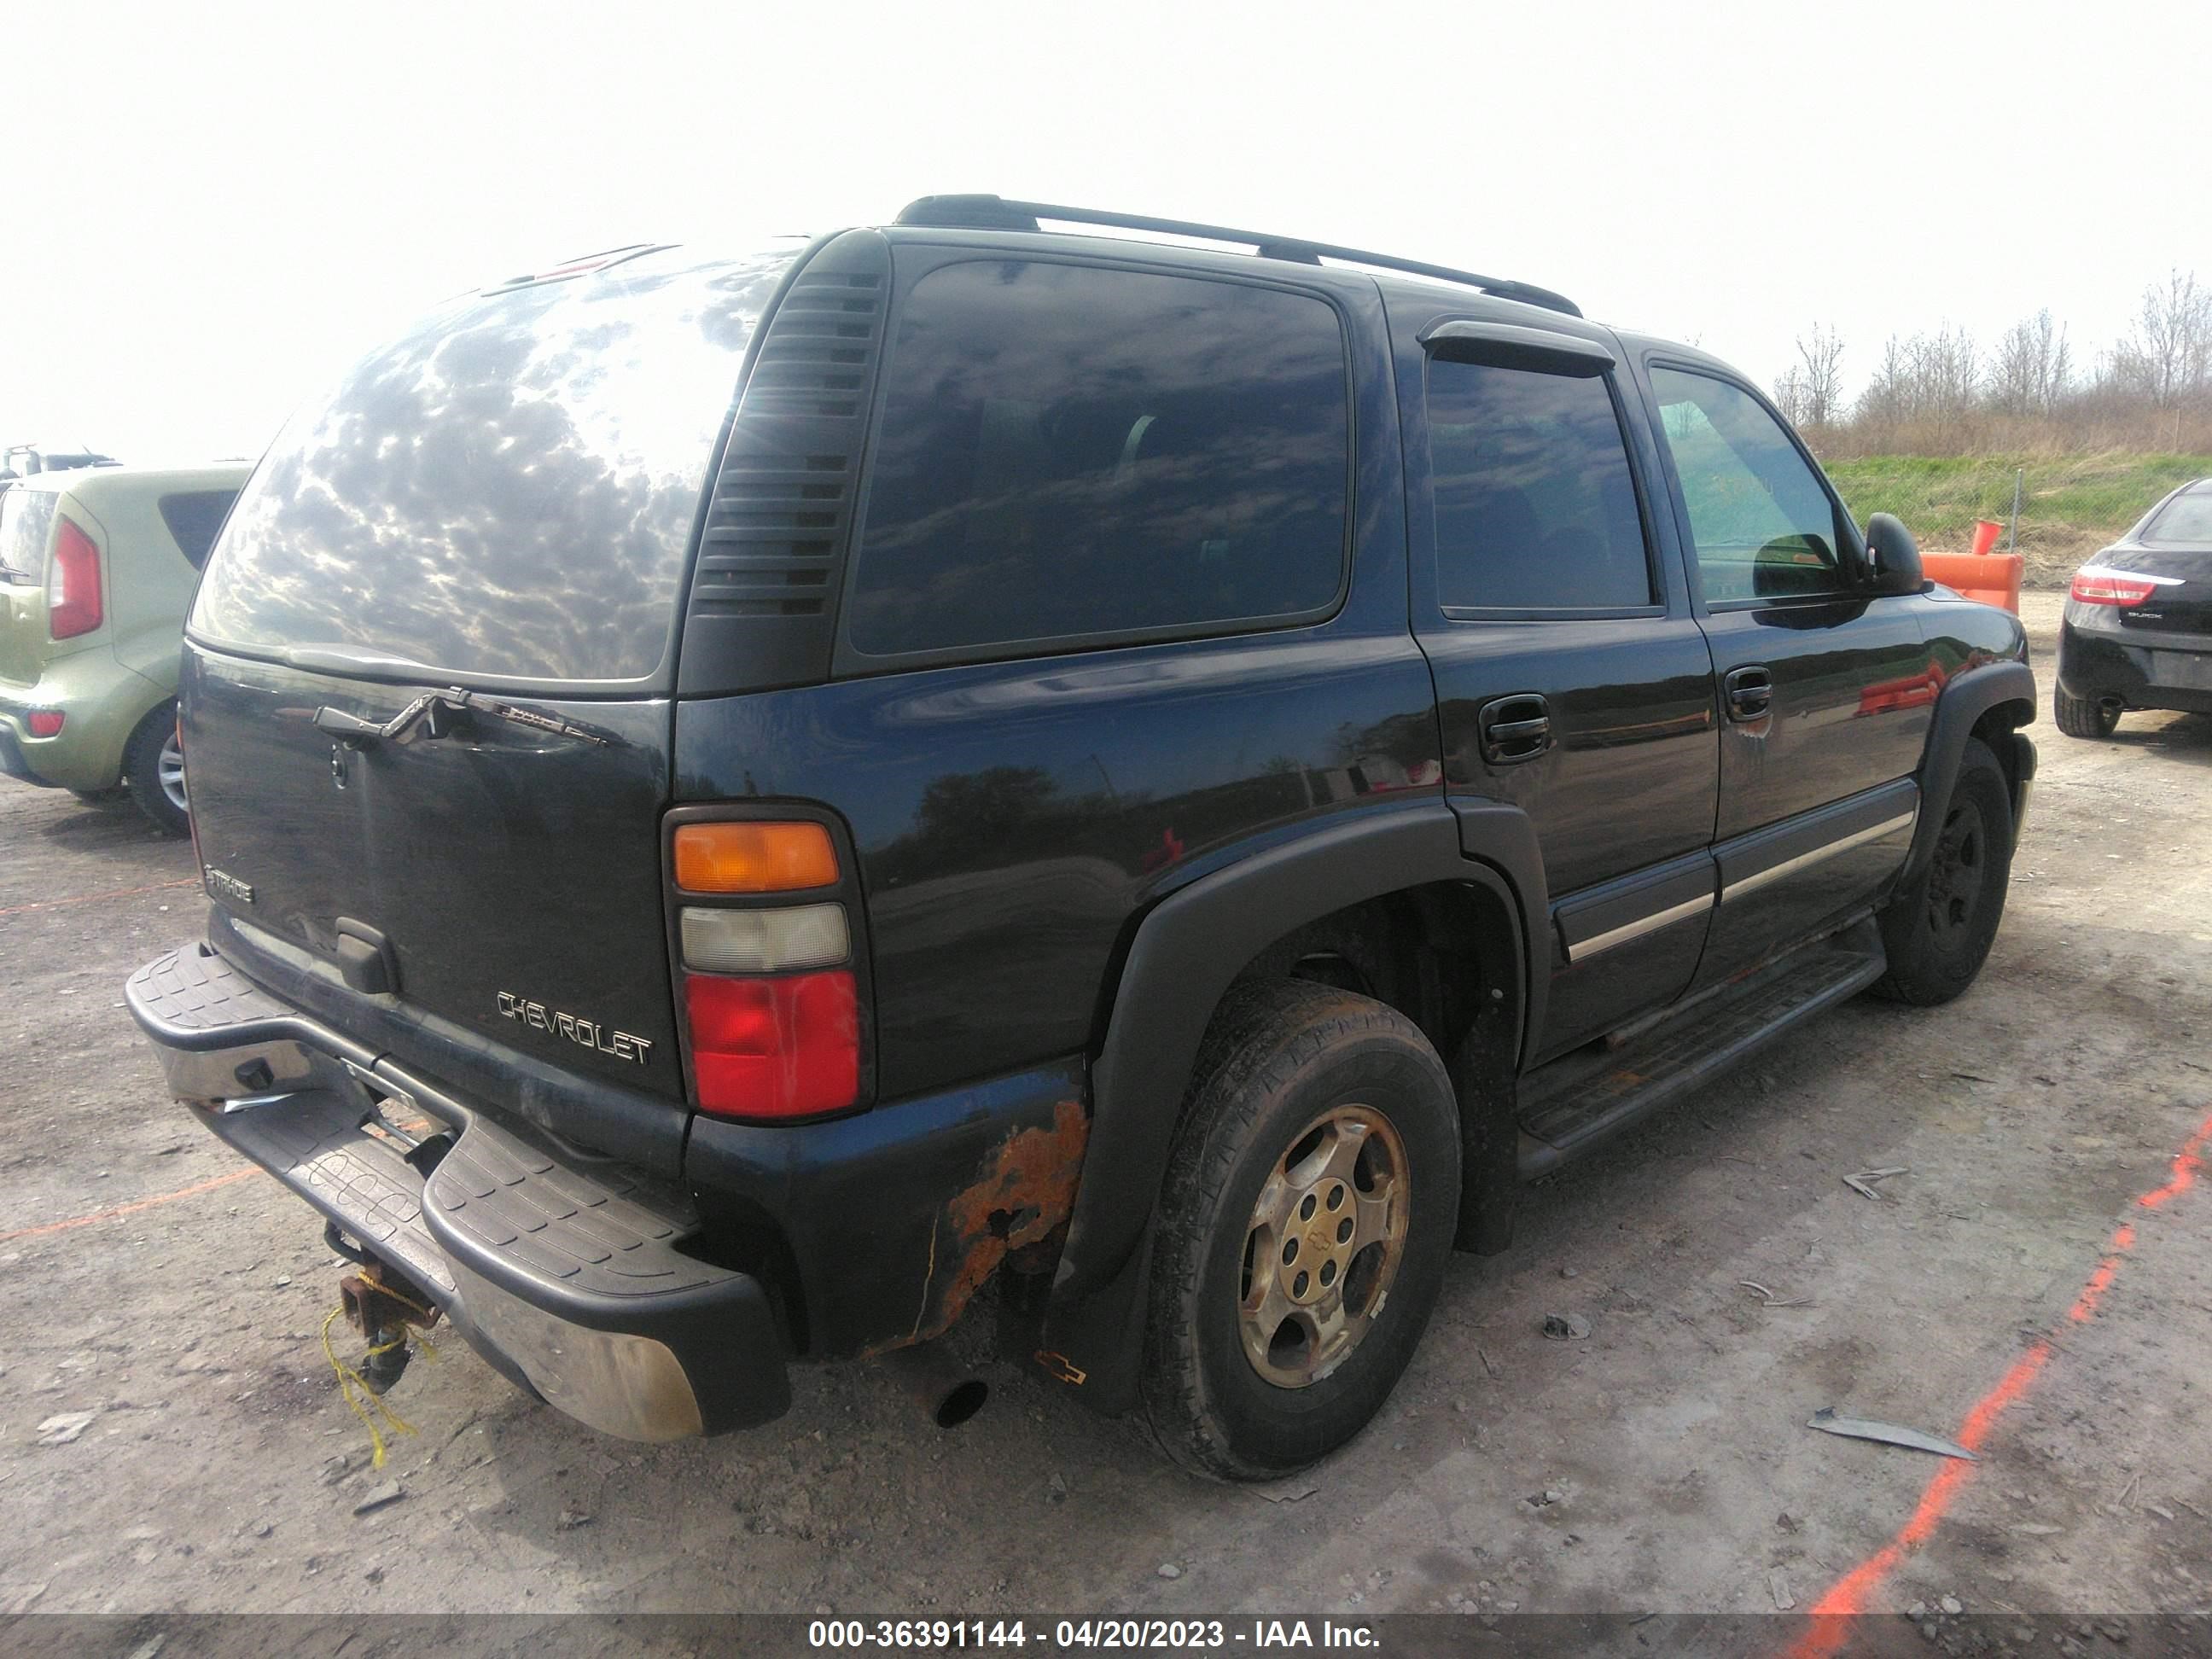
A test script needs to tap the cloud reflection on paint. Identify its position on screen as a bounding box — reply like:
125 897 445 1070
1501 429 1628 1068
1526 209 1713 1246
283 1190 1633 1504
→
192 246 800 684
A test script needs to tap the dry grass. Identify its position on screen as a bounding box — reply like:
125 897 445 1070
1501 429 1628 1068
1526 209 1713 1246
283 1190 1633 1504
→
1822 451 2212 587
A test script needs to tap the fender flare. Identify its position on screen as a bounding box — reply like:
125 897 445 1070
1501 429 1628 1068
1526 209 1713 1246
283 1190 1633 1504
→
1037 799 1545 1413
1901 659 2036 882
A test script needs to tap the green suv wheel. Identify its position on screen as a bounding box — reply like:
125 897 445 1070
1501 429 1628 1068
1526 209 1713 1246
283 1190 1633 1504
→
124 707 189 837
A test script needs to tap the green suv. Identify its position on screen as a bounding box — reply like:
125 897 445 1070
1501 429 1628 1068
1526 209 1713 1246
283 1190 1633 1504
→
0 462 248 833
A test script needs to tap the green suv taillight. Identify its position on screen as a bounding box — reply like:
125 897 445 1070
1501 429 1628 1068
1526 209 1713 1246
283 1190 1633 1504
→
47 515 103 639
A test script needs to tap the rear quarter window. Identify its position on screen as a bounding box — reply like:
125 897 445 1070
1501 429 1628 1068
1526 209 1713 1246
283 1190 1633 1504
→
158 490 240 570
844 259 1350 661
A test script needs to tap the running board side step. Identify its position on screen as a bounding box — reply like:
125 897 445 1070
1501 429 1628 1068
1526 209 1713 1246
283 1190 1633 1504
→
1516 944 1886 1180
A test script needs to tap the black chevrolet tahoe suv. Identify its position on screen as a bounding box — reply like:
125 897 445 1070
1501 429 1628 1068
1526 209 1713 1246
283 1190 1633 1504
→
128 198 2036 1480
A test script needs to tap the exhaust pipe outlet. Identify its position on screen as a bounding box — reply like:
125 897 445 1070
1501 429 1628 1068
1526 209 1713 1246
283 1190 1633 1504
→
883 1342 989 1429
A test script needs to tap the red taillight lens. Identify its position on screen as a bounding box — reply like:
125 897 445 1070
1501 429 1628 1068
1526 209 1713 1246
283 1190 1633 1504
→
684 969 859 1121
47 516 103 638
26 710 65 737
2070 568 2160 607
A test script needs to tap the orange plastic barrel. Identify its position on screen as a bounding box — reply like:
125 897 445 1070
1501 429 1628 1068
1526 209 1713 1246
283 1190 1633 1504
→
1970 519 2005 557
1923 545 2023 614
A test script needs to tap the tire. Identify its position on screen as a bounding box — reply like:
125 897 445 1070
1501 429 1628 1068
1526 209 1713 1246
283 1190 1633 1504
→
2053 684 2120 739
123 707 190 837
1871 737 2013 1006
1141 979 1461 1481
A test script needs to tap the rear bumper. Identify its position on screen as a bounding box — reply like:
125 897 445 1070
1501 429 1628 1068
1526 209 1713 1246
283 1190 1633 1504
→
125 942 790 1441
0 655 164 792
2058 616 2212 715
0 719 57 786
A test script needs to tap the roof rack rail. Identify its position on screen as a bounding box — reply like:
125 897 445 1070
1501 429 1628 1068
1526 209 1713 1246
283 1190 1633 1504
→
893 195 1580 319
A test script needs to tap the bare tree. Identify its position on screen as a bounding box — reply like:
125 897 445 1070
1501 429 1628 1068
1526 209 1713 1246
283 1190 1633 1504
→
1854 335 1915 427
1854 328 1976 426
1910 324 1981 417
2112 269 2212 410
1988 309 2071 416
1773 366 1809 426
1793 325 1846 427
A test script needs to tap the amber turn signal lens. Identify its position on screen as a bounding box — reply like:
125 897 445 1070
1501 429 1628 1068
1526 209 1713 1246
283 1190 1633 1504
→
673 821 839 894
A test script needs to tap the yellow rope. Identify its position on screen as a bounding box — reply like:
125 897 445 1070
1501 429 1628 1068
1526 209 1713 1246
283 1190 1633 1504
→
318 1279 441 1470
321 1304 414 1469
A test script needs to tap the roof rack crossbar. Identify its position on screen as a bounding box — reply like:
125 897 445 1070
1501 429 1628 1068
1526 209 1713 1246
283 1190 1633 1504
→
894 195 1580 318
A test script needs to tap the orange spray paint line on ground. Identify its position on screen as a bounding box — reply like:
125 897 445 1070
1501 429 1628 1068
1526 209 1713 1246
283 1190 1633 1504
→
2 1167 258 1243
1786 1106 2212 1659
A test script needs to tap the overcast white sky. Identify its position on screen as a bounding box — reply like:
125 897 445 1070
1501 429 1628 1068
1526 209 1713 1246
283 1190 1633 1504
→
4 0 2204 463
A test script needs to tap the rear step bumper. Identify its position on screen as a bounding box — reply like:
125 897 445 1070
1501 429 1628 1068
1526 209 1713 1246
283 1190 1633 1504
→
125 941 790 1441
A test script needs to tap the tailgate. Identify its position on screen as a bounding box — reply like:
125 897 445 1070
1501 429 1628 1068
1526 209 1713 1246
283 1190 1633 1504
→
171 243 806 1165
181 646 684 1107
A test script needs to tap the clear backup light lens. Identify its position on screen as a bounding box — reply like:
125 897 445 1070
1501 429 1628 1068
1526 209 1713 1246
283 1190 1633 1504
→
680 903 849 975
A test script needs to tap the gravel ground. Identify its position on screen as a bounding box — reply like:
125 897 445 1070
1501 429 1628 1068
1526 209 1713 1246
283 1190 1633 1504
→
3 591 2209 1629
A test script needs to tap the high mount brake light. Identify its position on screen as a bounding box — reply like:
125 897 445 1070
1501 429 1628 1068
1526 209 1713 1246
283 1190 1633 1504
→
2071 567 2179 608
47 516 102 638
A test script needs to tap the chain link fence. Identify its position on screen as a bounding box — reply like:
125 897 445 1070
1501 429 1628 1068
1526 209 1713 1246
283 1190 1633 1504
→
1822 451 2212 587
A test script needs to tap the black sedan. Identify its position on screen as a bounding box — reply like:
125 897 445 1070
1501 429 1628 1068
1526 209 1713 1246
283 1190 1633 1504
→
2055 477 2212 738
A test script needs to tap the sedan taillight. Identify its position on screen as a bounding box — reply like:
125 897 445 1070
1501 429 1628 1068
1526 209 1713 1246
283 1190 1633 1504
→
2070 566 2178 608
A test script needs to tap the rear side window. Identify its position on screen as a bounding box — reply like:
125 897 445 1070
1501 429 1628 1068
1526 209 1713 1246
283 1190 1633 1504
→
1426 359 1653 611
158 490 238 570
0 490 55 584
191 247 800 686
1650 367 1851 602
845 260 1349 660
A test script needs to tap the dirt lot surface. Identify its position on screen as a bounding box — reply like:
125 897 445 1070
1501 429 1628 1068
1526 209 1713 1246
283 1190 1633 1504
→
4 591 2210 1633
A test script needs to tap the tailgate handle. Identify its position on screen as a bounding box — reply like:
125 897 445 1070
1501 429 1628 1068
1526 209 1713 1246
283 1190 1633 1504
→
335 918 399 996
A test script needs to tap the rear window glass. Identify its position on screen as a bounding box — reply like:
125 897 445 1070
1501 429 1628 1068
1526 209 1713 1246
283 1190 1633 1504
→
158 490 239 570
2146 492 2212 544
845 259 1349 660
0 490 55 584
191 247 800 685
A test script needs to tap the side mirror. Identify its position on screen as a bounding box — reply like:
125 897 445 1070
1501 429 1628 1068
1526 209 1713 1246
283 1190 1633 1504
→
1865 513 1925 597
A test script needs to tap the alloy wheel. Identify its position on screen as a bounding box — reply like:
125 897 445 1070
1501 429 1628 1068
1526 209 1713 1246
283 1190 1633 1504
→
1236 1103 1409 1388
157 734 188 814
